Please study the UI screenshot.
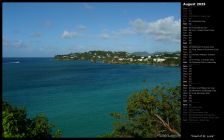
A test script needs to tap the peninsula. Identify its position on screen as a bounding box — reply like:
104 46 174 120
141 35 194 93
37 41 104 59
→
54 51 180 66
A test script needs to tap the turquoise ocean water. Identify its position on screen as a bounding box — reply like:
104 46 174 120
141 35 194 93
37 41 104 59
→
3 58 180 137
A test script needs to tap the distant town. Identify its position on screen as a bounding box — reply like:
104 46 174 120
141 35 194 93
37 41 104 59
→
54 51 180 66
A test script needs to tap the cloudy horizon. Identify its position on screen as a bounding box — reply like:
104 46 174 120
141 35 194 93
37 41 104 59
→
3 2 180 57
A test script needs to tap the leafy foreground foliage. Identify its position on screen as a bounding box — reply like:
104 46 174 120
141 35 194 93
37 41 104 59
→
2 102 62 138
102 85 181 138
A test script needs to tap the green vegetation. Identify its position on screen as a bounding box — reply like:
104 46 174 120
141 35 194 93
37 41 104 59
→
101 85 181 138
54 50 180 66
2 101 62 138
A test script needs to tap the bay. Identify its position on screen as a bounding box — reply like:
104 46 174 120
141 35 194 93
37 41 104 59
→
3 58 180 137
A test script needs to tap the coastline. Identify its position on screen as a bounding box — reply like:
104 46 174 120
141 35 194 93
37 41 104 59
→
54 59 180 67
54 51 180 67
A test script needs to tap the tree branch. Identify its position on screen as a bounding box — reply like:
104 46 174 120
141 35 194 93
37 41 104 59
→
154 114 181 137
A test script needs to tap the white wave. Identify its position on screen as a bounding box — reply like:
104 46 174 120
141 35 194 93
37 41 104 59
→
4 61 20 64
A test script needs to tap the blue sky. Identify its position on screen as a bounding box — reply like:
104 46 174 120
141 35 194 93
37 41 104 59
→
3 2 180 57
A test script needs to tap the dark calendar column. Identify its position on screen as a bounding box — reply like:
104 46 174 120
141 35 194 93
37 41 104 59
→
182 1 222 139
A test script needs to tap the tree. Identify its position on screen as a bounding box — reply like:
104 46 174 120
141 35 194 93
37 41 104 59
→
102 85 181 138
2 101 62 138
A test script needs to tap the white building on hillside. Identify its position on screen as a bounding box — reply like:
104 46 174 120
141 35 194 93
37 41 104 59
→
153 58 166 62
138 59 143 62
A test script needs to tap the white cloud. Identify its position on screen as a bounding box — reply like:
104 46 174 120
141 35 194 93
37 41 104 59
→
77 25 87 31
100 29 113 39
99 16 180 43
100 33 111 39
3 38 24 48
130 16 180 42
61 30 79 39
14 40 23 47
130 18 148 33
61 25 87 39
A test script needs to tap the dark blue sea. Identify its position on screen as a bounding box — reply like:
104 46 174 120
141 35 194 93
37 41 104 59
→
3 58 180 137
